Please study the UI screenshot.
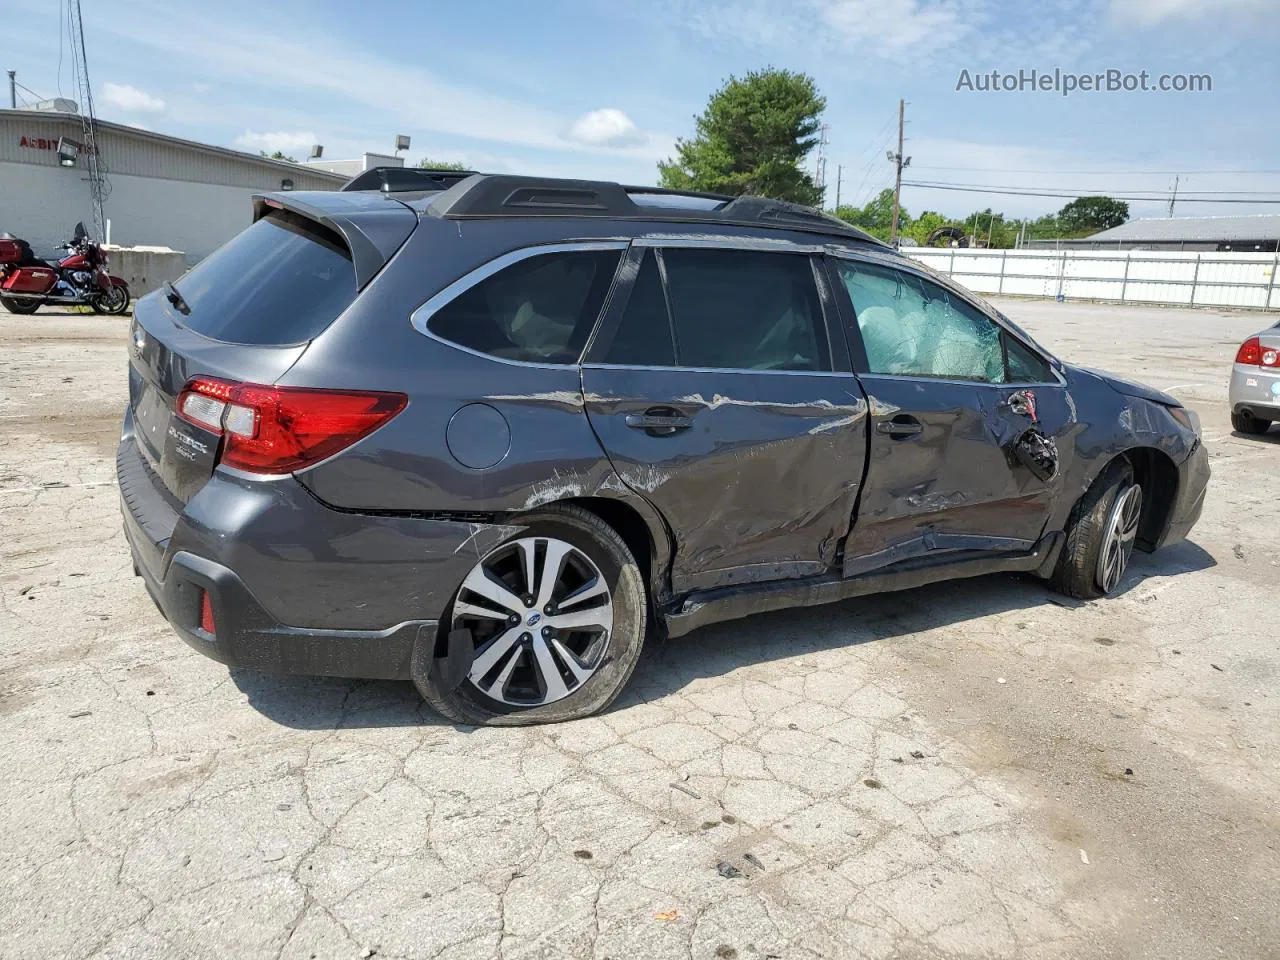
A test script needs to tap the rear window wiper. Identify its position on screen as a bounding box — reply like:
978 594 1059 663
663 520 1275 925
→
164 281 191 316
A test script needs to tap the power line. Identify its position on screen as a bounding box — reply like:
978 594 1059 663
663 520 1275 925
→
907 179 1280 196
908 165 1280 176
847 113 898 210
902 181 1280 204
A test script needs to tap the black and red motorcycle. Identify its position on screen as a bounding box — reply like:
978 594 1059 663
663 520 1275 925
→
0 222 130 315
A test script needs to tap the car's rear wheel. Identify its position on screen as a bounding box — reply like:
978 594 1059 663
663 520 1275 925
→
1050 459 1142 600
1231 409 1272 435
412 504 647 725
1 296 40 315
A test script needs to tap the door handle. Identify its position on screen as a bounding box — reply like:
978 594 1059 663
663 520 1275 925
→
625 409 693 435
876 416 923 439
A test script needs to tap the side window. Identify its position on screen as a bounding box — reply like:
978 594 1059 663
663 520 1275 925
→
603 251 676 366
1005 334 1054 383
427 250 620 364
837 260 1005 383
661 249 830 371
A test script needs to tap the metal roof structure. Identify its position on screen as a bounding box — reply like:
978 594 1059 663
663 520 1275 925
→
1086 215 1280 243
0 108 347 189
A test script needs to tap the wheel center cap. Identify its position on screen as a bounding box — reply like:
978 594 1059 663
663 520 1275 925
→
526 612 542 627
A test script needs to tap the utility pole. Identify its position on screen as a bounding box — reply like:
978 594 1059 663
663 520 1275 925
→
67 0 108 242
7 71 15 109
834 164 843 212
887 99 910 246
1168 175 1180 218
814 123 829 209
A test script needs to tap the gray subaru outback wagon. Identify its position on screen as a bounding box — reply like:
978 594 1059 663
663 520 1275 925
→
119 169 1208 725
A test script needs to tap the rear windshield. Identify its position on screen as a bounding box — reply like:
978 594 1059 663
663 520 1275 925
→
170 209 357 345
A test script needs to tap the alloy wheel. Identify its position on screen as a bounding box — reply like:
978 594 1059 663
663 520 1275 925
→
98 286 129 315
451 536 613 707
1096 484 1142 593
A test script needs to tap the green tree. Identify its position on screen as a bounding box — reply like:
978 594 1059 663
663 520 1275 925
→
1056 196 1129 235
658 67 825 205
834 189 909 242
261 150 297 163
416 157 469 171
904 210 953 245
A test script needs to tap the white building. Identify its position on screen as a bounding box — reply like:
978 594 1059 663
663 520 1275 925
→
302 151 404 179
0 106 349 263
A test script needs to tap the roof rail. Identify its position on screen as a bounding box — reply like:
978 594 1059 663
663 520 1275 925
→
341 166 479 194
422 174 881 244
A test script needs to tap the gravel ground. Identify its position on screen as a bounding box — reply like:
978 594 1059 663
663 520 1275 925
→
1 299 1277 960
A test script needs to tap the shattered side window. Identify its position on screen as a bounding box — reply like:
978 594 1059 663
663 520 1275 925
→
838 260 1005 383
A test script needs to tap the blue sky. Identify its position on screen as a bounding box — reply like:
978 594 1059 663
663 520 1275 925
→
7 0 1280 220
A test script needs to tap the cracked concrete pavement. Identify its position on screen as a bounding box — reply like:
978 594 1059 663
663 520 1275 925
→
1 301 1278 959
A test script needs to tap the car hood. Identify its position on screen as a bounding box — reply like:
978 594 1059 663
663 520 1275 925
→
1071 366 1181 407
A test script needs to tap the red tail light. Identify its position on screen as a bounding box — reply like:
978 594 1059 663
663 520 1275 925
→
199 591 216 635
1236 337 1262 365
176 377 407 474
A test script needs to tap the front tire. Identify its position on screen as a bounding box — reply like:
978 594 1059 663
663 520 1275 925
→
412 504 648 725
1 296 40 315
1231 409 1272 435
91 285 130 315
1050 460 1142 600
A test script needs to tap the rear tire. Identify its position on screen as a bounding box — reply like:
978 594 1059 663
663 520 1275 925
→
1 296 40 315
1050 460 1141 600
412 504 647 726
1231 410 1272 435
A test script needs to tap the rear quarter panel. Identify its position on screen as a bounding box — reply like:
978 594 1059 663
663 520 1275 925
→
280 216 677 606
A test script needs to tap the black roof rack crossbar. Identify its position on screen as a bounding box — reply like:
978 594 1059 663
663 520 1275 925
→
424 174 881 244
341 166 479 194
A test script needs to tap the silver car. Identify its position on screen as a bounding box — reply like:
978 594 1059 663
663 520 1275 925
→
1230 320 1280 435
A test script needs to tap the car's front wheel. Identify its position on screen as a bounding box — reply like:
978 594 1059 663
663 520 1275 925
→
412 504 647 725
1051 460 1143 600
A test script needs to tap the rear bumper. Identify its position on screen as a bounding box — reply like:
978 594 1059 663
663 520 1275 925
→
125 534 427 679
117 424 522 680
1229 364 1280 421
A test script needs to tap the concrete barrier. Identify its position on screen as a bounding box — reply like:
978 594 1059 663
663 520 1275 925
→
102 245 187 299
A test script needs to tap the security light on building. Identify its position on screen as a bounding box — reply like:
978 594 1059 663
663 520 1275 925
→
56 136 80 167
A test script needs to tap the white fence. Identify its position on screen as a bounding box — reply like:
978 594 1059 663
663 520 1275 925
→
905 247 1280 311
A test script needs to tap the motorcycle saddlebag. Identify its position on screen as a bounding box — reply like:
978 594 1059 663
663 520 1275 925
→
2 266 58 294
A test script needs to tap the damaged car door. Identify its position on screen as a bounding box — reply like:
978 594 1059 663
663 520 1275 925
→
582 242 867 594
829 255 1073 575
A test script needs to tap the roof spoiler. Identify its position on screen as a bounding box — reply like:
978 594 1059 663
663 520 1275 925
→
252 192 418 290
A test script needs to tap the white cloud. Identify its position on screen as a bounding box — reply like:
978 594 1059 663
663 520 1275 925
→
1111 0 1271 25
88 2 673 161
655 0 989 59
821 0 971 55
101 82 165 113
234 130 318 156
568 108 647 147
